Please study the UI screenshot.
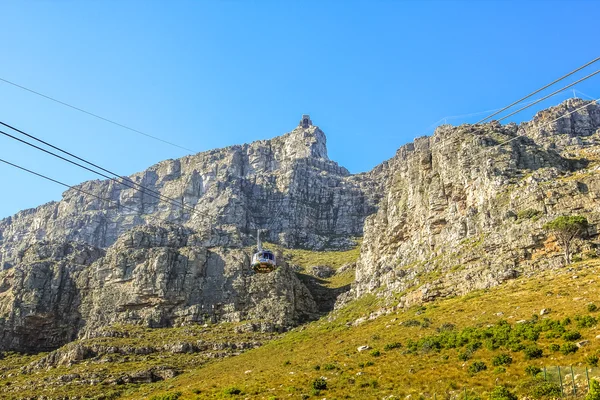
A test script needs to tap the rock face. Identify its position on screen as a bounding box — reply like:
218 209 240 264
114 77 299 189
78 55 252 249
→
0 125 379 270
0 224 317 352
354 99 600 306
3 101 600 353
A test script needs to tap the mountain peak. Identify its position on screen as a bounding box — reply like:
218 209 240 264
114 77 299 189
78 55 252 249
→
276 116 328 161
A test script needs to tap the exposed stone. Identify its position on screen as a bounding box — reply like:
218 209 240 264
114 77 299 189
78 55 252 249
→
309 265 335 278
349 99 600 308
0 224 317 352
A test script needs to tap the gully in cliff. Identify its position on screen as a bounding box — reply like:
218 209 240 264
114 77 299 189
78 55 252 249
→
251 229 278 273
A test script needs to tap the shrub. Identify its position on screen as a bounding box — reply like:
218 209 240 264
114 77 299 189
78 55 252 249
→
222 387 242 396
517 209 541 220
283 360 291 366
150 394 182 400
524 345 543 360
525 365 542 376
489 385 518 400
458 351 471 361
492 353 513 366
563 331 582 341
587 355 600 367
313 364 320 370
437 323 456 332
312 378 327 391
586 379 600 400
384 342 402 351
576 315 598 328
561 342 579 355
588 303 598 312
549 343 560 352
466 342 482 353
322 363 336 371
519 378 561 399
402 319 421 327
370 349 381 357
468 361 487 374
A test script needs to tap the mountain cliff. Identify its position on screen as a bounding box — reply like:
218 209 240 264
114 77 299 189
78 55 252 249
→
353 98 600 306
1 101 600 357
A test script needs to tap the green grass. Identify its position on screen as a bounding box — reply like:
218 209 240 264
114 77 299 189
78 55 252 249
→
110 259 600 400
4 257 600 399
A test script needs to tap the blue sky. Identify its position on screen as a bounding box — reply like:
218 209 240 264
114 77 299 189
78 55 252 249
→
0 1 598 218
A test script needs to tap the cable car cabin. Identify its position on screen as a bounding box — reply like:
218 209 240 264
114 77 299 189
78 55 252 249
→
251 250 277 273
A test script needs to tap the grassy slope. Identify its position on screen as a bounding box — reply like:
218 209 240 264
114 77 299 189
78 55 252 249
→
126 259 600 400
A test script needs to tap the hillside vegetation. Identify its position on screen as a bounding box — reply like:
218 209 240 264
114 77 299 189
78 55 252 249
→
128 259 600 399
4 258 590 400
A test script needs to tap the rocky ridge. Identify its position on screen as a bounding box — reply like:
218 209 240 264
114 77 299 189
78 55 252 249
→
352 98 600 307
0 224 316 352
2 100 600 357
0 124 380 270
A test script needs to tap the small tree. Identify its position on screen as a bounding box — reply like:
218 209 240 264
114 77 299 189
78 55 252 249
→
543 215 588 264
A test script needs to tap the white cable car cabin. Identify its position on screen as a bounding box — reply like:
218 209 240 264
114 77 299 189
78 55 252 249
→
251 230 277 273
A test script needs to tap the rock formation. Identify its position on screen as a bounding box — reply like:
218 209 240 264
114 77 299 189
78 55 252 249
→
2 101 600 353
353 99 600 306
0 124 379 270
0 224 317 352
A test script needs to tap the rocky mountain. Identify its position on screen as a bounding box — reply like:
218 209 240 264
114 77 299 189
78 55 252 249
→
0 224 316 353
2 100 600 356
353 98 600 306
0 122 379 271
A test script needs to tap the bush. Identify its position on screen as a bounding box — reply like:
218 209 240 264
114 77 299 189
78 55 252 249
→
525 365 542 376
519 378 561 399
402 319 421 327
588 303 598 312
576 315 598 328
384 342 402 351
437 323 456 332
489 385 518 400
517 209 541 220
370 349 381 357
563 331 582 341
561 342 579 355
222 387 242 396
150 394 182 400
322 363 336 371
312 378 327 391
468 361 487 374
587 355 600 367
524 345 543 360
586 379 600 400
492 353 513 366
549 343 560 352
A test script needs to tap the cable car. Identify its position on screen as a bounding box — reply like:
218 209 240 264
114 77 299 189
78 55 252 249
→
251 229 277 273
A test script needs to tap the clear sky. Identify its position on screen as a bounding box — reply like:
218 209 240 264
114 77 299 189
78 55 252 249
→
0 1 598 219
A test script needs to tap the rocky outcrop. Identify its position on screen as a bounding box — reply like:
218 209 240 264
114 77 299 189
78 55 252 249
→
353 99 600 306
0 242 104 352
0 224 317 352
0 124 378 270
3 100 600 354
